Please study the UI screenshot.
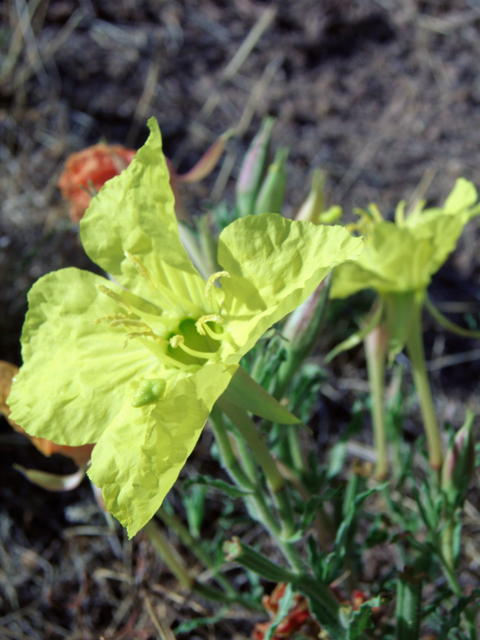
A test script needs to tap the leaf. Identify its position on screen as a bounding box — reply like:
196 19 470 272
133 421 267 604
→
174 611 227 635
221 366 300 424
183 474 253 499
325 301 384 362
263 584 295 640
347 596 382 639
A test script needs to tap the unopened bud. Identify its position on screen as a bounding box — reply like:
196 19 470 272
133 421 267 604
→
176 129 235 184
295 169 342 225
282 274 331 358
254 148 288 216
236 117 275 218
441 410 475 508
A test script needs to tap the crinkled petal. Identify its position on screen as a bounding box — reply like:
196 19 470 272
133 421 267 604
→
8 268 163 445
88 363 237 537
80 117 206 311
217 213 363 361
331 218 465 298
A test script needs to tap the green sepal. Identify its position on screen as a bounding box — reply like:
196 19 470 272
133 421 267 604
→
254 147 288 216
383 290 424 361
236 117 275 218
221 366 300 424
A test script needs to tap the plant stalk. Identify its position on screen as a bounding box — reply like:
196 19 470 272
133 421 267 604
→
405 300 443 472
365 324 389 480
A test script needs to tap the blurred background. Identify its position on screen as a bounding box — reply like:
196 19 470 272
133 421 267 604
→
2 1 480 637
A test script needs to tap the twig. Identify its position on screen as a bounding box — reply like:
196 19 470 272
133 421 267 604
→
127 48 163 147
145 596 176 640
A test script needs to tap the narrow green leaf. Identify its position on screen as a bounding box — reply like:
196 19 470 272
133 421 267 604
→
221 366 300 424
395 569 422 640
425 295 480 339
325 301 384 363
263 584 295 640
183 474 253 499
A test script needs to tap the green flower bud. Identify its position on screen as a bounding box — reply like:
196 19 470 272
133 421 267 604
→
236 117 274 217
441 410 475 509
254 148 289 216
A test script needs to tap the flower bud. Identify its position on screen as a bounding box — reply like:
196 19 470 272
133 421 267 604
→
295 169 342 225
254 148 288 216
282 275 330 357
441 410 475 508
175 129 235 184
236 117 275 217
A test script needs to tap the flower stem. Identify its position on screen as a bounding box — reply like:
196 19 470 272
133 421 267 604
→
218 399 295 536
143 519 242 606
157 506 242 601
365 324 389 480
405 301 443 472
210 405 303 571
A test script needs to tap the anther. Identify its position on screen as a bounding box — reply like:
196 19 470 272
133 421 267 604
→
204 271 230 299
124 251 158 291
195 314 224 336
96 284 133 314
94 313 128 325
124 330 163 348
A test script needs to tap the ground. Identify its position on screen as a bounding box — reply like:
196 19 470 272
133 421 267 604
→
2 1 480 638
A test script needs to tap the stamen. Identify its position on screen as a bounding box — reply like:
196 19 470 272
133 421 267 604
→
204 271 230 299
124 251 202 316
109 318 154 329
169 335 210 360
94 313 128 325
96 285 133 314
124 251 158 291
195 314 224 336
124 333 183 369
124 330 163 348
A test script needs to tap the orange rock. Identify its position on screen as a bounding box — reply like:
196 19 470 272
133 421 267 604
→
57 143 136 222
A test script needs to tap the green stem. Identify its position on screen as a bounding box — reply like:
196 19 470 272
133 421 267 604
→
365 324 389 480
209 406 303 571
157 507 241 600
440 517 456 577
209 406 256 492
218 398 296 540
143 519 242 606
143 519 193 590
405 301 443 472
